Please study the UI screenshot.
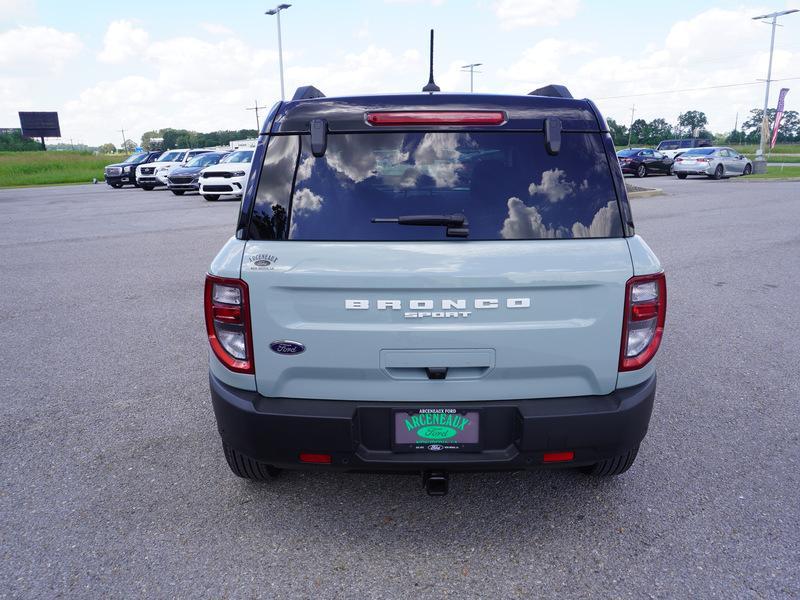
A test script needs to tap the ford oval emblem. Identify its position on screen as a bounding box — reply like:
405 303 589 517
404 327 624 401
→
270 340 305 355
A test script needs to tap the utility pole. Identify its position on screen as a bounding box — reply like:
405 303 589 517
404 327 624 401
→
461 63 483 92
120 127 126 153
246 100 268 132
627 105 635 148
752 9 798 171
265 4 291 100
733 112 739 144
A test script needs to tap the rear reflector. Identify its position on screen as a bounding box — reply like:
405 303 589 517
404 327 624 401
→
204 274 254 374
543 451 574 463
299 453 332 464
366 111 506 126
619 272 667 371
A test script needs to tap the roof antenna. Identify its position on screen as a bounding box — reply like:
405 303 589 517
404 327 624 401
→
422 29 440 92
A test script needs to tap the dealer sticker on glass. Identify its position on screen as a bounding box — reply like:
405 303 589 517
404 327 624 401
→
393 408 480 452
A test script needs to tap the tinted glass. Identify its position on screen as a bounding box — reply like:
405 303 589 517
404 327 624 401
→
683 148 715 156
158 151 183 162
617 149 638 157
187 153 223 167
250 132 622 241
639 150 654 156
680 140 694 148
123 153 147 164
223 150 254 163
657 141 679 150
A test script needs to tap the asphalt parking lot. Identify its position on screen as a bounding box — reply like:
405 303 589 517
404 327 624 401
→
1 179 798 599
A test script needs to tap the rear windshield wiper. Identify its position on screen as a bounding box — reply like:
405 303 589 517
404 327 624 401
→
371 214 469 237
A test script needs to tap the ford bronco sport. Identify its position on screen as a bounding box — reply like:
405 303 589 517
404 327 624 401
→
205 84 666 495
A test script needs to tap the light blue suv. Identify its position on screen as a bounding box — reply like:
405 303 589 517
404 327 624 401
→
204 85 667 495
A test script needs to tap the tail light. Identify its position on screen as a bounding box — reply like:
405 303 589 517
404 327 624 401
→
204 274 254 374
696 158 710 163
620 272 667 371
366 111 506 126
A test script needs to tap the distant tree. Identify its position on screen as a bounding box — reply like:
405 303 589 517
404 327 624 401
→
140 128 259 150
647 118 673 144
98 143 116 154
606 118 629 146
0 131 42 151
742 108 800 143
677 110 708 136
628 118 651 145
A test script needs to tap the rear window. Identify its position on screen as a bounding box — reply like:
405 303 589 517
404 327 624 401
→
682 148 715 156
249 132 623 241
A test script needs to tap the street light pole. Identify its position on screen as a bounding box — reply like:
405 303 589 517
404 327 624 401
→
752 9 798 169
265 4 291 101
460 63 483 93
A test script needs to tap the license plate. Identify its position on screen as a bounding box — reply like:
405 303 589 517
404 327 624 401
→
392 408 480 452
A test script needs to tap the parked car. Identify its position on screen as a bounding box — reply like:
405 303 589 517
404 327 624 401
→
655 138 712 159
617 148 674 178
167 151 230 195
103 151 162 188
673 147 753 180
199 149 254 201
204 84 666 495
136 148 213 190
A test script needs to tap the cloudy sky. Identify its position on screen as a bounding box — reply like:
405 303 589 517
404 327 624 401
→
1 0 799 146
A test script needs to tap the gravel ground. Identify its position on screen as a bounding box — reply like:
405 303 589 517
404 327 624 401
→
0 180 798 599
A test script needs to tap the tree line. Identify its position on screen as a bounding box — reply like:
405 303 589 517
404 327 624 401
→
609 108 800 147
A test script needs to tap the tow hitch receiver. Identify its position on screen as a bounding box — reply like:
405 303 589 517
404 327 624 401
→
423 471 450 496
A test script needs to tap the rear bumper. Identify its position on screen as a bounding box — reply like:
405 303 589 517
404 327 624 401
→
210 373 656 471
674 164 713 175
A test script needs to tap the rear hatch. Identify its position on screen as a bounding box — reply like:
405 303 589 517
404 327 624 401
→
241 105 632 401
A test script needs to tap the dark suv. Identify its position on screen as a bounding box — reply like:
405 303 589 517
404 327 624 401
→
205 85 666 495
103 151 162 188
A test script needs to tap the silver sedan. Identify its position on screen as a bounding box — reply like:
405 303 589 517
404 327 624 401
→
673 147 753 180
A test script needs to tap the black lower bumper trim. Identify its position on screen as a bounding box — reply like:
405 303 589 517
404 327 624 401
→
210 373 656 472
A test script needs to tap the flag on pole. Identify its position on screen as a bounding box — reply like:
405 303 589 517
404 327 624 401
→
770 88 790 149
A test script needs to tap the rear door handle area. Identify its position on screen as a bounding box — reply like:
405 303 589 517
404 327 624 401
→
380 349 495 381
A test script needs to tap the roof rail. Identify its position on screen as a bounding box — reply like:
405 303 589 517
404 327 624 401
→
528 84 573 99
291 85 326 101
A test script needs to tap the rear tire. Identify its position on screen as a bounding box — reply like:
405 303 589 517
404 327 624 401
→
141 185 154 191
171 190 185 195
743 164 752 176
676 173 687 179
635 164 647 178
223 443 281 480
204 194 220 202
582 446 639 476
710 164 724 180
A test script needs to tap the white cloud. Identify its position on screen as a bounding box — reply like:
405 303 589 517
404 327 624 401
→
97 20 149 64
494 0 581 29
571 201 622 238
499 39 592 90
0 26 82 72
200 22 234 36
528 169 576 203
0 0 28 22
501 198 567 239
292 188 324 213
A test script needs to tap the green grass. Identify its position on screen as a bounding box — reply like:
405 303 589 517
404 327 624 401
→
730 144 800 155
744 165 800 179
743 153 800 163
0 151 119 187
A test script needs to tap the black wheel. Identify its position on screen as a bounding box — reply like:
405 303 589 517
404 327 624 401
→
710 164 724 180
635 164 647 178
676 173 687 179
223 443 281 480
581 446 639 476
141 185 154 191
743 164 752 176
204 194 220 202
666 164 674 175
171 190 185 196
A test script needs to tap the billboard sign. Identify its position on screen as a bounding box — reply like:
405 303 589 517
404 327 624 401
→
18 112 61 138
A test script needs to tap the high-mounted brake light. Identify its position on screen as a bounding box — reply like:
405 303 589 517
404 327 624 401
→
619 272 667 371
204 274 254 374
366 111 506 126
